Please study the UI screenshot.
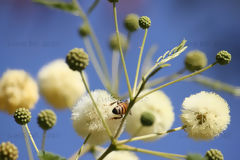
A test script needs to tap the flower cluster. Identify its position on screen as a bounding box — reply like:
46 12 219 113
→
72 90 124 145
181 91 230 140
0 69 39 114
126 90 174 141
38 59 87 109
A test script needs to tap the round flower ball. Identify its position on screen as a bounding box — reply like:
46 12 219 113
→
184 50 207 72
103 151 139 160
180 91 230 140
38 59 87 109
0 69 39 114
72 90 124 145
0 141 19 160
109 33 128 51
126 90 175 141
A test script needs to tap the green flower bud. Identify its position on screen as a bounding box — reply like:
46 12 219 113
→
140 112 155 126
184 50 208 72
205 149 223 160
216 50 231 65
108 0 118 3
186 154 206 160
0 142 19 160
124 14 139 32
66 48 89 72
14 107 31 125
109 33 128 51
37 109 57 130
139 16 151 29
78 23 90 37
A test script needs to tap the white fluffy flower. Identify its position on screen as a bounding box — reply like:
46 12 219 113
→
72 90 124 145
126 90 175 141
38 59 87 109
180 91 230 140
103 151 139 160
0 69 39 114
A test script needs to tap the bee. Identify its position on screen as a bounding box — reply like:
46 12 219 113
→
110 100 129 119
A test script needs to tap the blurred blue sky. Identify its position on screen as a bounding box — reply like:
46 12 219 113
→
0 0 240 159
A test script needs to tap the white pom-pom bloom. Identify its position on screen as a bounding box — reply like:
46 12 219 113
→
126 90 175 141
38 59 87 109
72 90 124 145
180 91 230 140
103 151 139 160
0 69 39 114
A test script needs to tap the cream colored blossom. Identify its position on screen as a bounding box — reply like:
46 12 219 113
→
181 91 230 140
38 59 87 109
126 90 175 141
72 90 124 145
103 151 139 160
0 70 39 114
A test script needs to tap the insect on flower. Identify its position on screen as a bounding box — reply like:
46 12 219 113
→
110 100 130 119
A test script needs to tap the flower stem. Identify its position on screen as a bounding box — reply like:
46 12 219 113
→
24 124 39 153
87 0 99 15
112 50 120 95
75 133 91 160
133 29 148 96
97 144 115 160
80 71 113 140
22 126 34 160
117 144 186 160
83 37 112 92
41 130 47 151
146 67 186 88
73 0 110 83
192 74 240 96
112 2 132 99
137 62 217 102
117 126 186 145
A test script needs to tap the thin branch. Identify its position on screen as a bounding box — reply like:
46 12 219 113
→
112 2 132 99
137 62 217 102
80 71 113 140
87 0 100 15
41 130 47 151
117 144 186 160
117 126 186 145
133 29 148 96
83 37 112 92
22 126 34 160
24 124 39 153
73 0 111 83
146 68 186 88
75 133 92 160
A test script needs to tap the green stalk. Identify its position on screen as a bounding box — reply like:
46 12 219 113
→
146 68 186 88
41 130 47 151
117 144 186 160
75 133 91 160
112 2 132 99
87 0 99 15
80 71 113 140
112 50 120 95
117 126 186 145
24 124 39 153
83 37 112 92
73 0 110 83
22 126 34 160
137 62 217 102
132 29 148 96
97 143 116 160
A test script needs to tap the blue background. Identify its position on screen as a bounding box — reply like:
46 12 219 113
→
1 0 240 159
